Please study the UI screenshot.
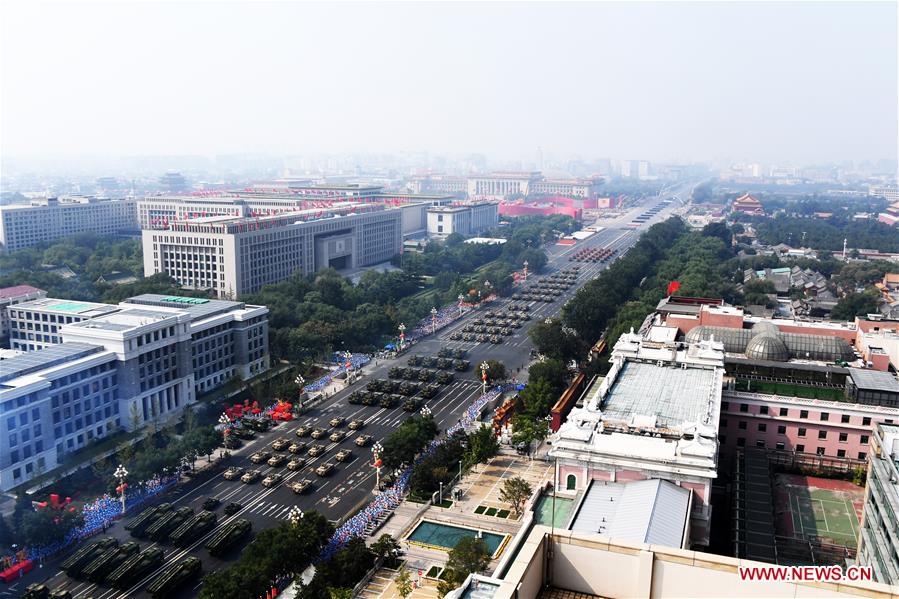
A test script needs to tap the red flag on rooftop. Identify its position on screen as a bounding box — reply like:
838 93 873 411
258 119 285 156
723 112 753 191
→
667 281 681 296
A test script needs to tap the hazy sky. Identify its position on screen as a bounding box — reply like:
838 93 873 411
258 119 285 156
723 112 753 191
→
1 1 896 165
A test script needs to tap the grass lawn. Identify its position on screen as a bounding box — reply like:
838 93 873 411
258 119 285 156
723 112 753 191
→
496 509 511 519
484 507 498 517
436 499 454 508
474 505 486 514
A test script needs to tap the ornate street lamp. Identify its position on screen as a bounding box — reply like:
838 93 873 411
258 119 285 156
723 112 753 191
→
398 323 406 352
458 294 465 317
523 260 529 281
289 505 304 528
114 464 128 514
344 351 355 385
420 405 432 418
294 375 305 412
480 361 490 394
218 413 231 457
430 307 438 334
372 442 384 492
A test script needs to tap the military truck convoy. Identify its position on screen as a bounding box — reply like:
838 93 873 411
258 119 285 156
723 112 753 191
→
146 556 202 598
125 503 173 538
60 537 118 577
169 510 218 547
106 547 164 589
80 541 140 583
204 518 252 556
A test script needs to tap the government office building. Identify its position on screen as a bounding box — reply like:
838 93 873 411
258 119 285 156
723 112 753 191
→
0 296 270 492
7 295 269 395
0 197 139 251
141 204 403 297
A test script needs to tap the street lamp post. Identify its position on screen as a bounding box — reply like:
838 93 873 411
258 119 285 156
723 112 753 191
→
458 294 465 317
420 405 432 418
218 413 231 457
398 323 406 352
294 375 305 413
288 505 304 528
430 307 438 334
523 260 529 281
344 351 354 386
372 442 384 493
480 361 490 395
114 465 128 514
484 280 492 298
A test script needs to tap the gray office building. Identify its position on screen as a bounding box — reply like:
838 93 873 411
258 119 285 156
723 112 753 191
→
141 204 403 297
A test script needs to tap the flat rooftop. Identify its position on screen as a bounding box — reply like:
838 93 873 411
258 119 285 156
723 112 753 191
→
12 297 119 318
124 294 251 321
600 361 717 429
65 308 181 333
569 479 690 548
0 343 104 383
848 368 899 393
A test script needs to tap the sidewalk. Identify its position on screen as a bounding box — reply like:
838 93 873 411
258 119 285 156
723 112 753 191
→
358 565 440 599
357 453 554 598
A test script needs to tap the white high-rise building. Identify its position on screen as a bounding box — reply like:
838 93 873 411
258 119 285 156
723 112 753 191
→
0 197 138 251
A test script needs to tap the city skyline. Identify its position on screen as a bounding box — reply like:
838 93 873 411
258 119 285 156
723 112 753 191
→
1 1 896 166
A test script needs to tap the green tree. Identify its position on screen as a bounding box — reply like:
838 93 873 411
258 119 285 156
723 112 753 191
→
475 359 507 385
464 425 499 468
180 426 222 462
499 476 533 517
527 359 569 395
19 507 85 548
528 318 585 363
510 415 549 455
380 415 439 471
516 379 557 419
396 564 413 599
437 537 492 598
328 589 353 599
832 289 881 320
371 534 403 562
0 514 14 549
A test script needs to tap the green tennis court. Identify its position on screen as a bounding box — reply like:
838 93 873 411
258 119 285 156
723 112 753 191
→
788 486 860 546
